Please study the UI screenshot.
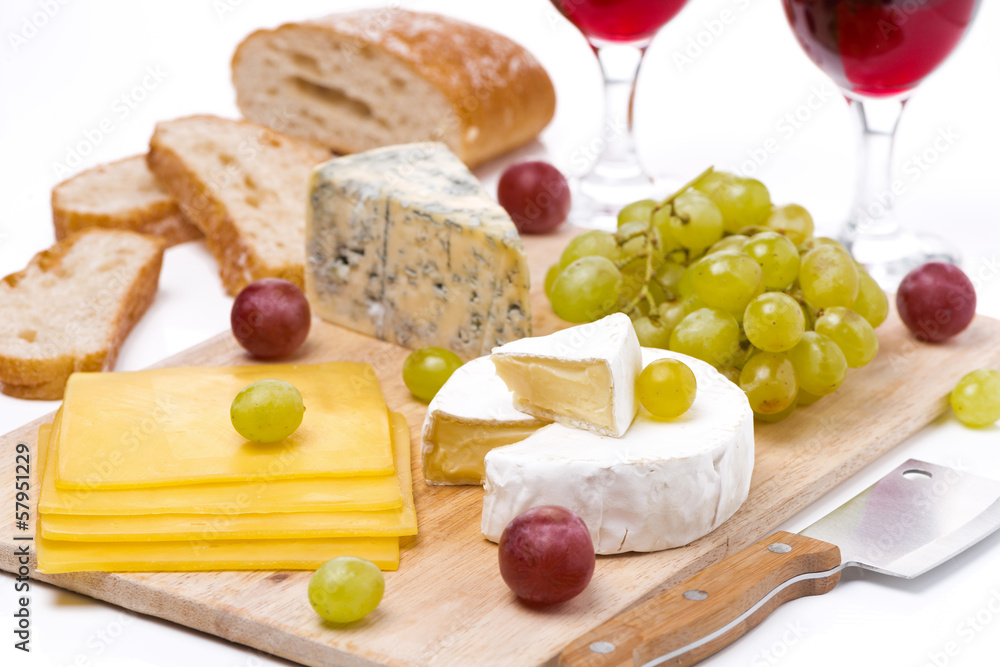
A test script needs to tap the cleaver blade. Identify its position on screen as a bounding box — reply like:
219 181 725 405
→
560 459 1000 667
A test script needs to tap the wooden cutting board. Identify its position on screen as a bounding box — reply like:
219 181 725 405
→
3 226 1000 667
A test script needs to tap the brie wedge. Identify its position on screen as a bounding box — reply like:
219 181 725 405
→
490 313 641 437
481 348 754 554
421 357 550 485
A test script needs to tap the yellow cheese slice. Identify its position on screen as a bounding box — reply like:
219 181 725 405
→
40 412 402 515
35 531 400 573
55 363 395 489
37 422 52 479
41 413 418 541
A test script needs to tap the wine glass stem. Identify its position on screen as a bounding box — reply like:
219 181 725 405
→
845 96 906 240
588 43 648 181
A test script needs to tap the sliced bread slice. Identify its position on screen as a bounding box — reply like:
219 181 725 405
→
0 229 165 400
52 154 203 247
147 114 328 295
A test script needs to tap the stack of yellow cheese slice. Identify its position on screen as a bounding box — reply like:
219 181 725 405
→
36 362 416 573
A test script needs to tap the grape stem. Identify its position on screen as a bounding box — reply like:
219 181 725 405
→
621 167 716 317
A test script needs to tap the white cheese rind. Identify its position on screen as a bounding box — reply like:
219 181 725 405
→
490 313 641 437
306 142 531 360
481 348 754 554
421 357 549 486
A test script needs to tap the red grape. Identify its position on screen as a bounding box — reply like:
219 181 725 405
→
231 278 311 358
896 262 976 342
497 505 595 606
497 161 570 234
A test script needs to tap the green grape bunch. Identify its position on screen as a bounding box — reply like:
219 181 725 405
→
544 168 889 422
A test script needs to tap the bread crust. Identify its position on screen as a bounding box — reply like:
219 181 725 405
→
147 115 317 295
0 229 165 400
231 10 556 168
51 154 203 247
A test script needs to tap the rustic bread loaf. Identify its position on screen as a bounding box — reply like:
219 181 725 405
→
0 229 165 400
147 115 327 295
52 155 203 247
231 9 556 168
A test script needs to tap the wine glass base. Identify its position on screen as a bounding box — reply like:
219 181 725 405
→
843 230 961 290
569 173 659 231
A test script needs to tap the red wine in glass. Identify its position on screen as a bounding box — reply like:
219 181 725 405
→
784 0 978 97
552 0 688 44
782 0 980 287
549 0 692 229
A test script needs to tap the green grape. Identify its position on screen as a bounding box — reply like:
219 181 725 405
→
786 331 848 396
677 264 695 298
797 390 822 407
755 401 797 423
798 236 848 256
736 225 772 237
665 190 724 251
560 230 617 265
739 352 798 414
403 347 463 402
544 263 562 301
230 379 305 443
950 369 1000 427
799 245 860 310
648 223 674 263
699 176 772 234
682 294 708 314
618 199 658 227
690 251 764 317
549 256 623 323
743 293 805 352
653 261 685 298
786 285 816 330
815 307 879 368
851 272 889 328
636 358 698 419
617 223 667 274
646 280 667 308
650 206 685 261
708 234 749 255
615 219 650 243
619 239 666 311
634 299 685 347
619 261 645 307
657 300 688 335
653 220 682 256
632 316 671 349
669 308 741 368
308 556 385 624
766 204 814 246
743 232 800 290
692 169 733 194
650 204 674 238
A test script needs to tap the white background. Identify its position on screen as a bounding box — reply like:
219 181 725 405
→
2 0 1000 666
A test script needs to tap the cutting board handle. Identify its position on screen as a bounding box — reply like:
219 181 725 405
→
559 531 842 667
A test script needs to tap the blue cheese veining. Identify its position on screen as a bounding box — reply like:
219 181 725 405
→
306 142 531 360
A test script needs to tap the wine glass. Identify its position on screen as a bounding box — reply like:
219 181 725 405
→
782 0 981 288
550 0 691 229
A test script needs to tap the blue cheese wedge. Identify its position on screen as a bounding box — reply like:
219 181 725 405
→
305 142 531 360
481 348 754 554
421 357 550 486
490 313 641 437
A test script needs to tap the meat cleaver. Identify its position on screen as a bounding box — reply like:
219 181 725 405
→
560 459 1000 667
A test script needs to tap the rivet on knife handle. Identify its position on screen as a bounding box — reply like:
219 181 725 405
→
558 531 842 667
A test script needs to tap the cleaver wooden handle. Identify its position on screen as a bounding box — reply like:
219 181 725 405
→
559 531 842 667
